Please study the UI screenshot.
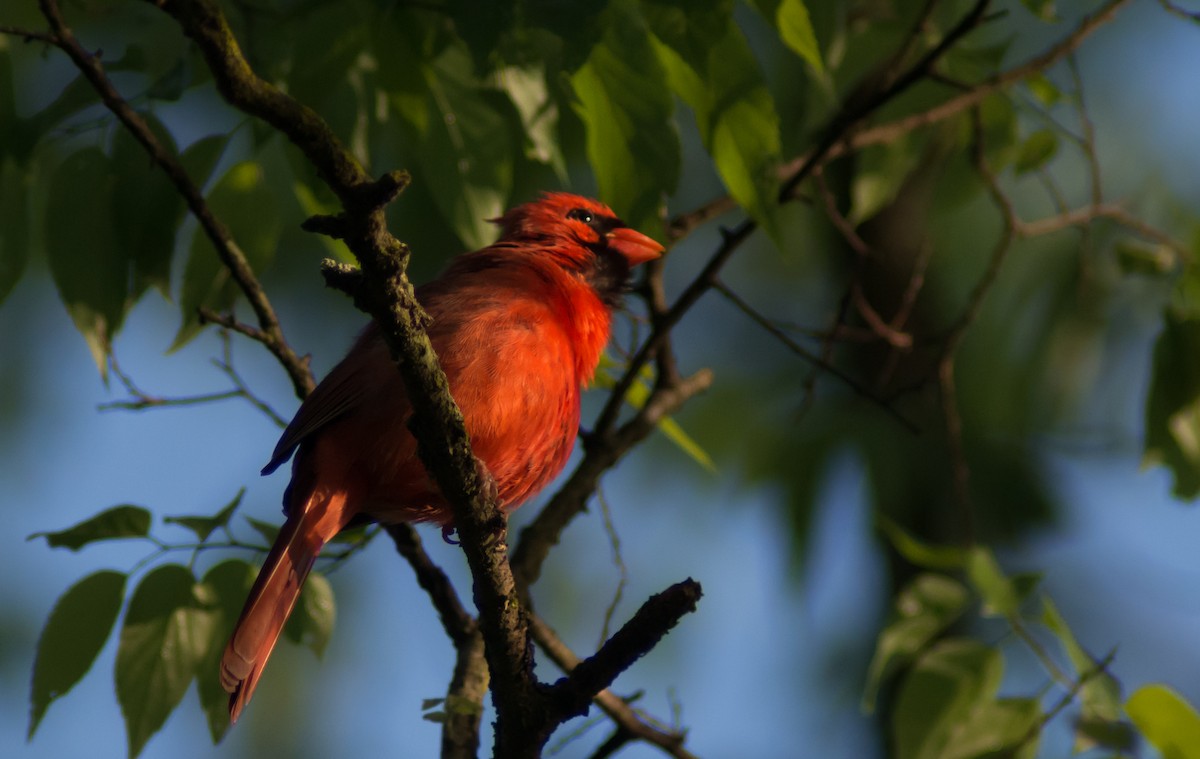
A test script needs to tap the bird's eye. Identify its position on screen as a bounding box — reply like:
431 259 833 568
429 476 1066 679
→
567 208 595 225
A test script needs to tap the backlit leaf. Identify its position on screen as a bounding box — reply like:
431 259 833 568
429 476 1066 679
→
116 565 216 758
29 505 152 551
776 0 824 76
1127 685 1200 759
645 0 780 239
164 488 244 542
572 0 679 237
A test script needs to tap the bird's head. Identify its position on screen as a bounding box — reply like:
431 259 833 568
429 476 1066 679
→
491 193 664 271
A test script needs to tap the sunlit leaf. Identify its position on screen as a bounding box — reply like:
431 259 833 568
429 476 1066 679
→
877 517 968 570
116 565 216 758
645 0 780 239
28 571 127 738
863 574 969 712
572 0 680 237
1127 685 1200 759
1025 73 1062 106
775 0 824 76
391 44 513 250
164 488 244 542
495 64 567 180
29 505 152 551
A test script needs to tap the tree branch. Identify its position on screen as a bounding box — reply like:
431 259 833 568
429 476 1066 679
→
36 0 316 399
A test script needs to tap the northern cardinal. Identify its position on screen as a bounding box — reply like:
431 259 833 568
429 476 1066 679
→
219 193 663 723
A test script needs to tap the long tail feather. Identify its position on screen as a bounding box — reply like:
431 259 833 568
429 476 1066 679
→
221 489 351 723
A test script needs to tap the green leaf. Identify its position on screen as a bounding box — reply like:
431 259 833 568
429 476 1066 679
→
116 565 216 758
282 572 336 658
863 573 969 712
244 516 281 546
0 158 30 306
1115 238 1177 277
1127 685 1200 759
179 134 231 189
571 0 680 237
776 0 824 76
877 517 967 570
45 148 130 375
965 547 1019 617
195 559 256 743
495 64 567 180
891 638 1003 759
1013 129 1058 175
1041 598 1123 725
28 571 127 738
111 118 184 298
941 697 1040 759
1025 73 1062 107
171 160 282 350
644 0 781 239
1020 0 1059 23
850 136 922 224
592 360 716 472
164 488 244 542
29 505 152 551
1143 311 1200 498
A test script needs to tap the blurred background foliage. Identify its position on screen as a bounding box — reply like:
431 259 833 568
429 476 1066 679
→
4 0 1200 757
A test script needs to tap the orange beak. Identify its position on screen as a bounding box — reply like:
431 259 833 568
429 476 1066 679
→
606 227 664 266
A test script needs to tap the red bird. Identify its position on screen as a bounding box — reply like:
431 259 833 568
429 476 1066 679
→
219 193 663 722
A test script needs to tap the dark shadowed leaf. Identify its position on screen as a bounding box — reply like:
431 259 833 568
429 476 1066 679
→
111 118 185 298
0 159 30 306
44 148 129 375
282 572 336 658
571 0 680 237
28 571 127 738
863 573 969 712
1144 311 1200 498
245 516 281 546
179 134 231 189
195 559 256 743
29 505 152 551
171 161 281 350
116 565 215 758
164 488 244 542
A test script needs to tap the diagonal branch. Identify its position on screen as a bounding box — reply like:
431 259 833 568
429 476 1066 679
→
36 0 315 399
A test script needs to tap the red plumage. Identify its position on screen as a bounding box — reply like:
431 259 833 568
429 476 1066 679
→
219 193 663 723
